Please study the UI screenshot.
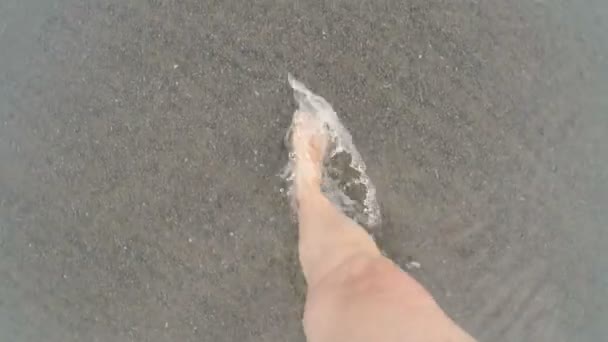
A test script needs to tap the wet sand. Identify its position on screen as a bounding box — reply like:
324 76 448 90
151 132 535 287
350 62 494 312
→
1 0 607 341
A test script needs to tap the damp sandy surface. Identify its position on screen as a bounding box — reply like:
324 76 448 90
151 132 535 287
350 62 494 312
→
1 0 607 341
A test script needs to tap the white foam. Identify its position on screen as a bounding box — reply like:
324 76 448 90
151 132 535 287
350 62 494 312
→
283 75 381 228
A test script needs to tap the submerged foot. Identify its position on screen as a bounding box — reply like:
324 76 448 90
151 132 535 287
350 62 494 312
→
291 110 328 192
285 76 381 227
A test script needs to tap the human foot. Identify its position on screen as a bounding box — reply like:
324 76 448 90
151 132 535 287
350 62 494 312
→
291 110 328 190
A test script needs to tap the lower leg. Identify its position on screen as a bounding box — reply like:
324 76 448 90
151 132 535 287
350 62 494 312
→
290 111 475 342
296 181 381 286
291 111 381 286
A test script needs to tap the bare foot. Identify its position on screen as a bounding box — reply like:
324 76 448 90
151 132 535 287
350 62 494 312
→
291 110 328 191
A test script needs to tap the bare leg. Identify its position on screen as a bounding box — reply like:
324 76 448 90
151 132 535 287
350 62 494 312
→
291 111 475 342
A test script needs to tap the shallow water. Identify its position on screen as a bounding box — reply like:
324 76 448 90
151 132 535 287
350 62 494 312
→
0 0 606 341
